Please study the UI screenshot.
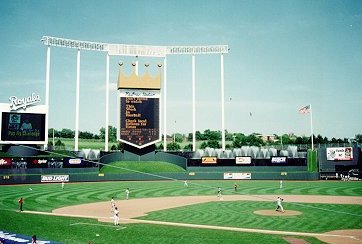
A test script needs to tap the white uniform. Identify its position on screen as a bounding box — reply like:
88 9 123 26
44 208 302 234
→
279 180 283 189
113 208 119 225
61 182 65 190
184 180 188 187
111 198 115 211
125 189 130 200
276 197 284 212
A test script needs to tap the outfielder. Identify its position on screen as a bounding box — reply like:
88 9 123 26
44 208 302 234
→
125 188 130 200
217 187 223 199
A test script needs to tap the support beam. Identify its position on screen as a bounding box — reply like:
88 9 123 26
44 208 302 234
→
75 49 80 151
163 57 167 151
105 54 110 151
45 46 51 149
221 54 225 151
192 55 196 151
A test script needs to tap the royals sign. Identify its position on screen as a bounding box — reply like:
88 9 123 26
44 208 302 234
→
9 93 41 111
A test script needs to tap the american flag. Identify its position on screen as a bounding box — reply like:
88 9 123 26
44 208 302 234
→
299 105 310 114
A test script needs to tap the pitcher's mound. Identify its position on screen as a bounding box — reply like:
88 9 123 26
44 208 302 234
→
254 210 302 216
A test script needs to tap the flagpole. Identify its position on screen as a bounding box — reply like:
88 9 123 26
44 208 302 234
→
310 104 314 151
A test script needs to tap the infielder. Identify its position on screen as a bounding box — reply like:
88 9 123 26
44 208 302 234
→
113 207 119 225
111 197 115 212
275 197 285 213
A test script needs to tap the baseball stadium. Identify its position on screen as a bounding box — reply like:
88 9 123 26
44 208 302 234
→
1 36 362 244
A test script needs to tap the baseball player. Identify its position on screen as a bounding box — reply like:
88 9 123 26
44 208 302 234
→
184 180 188 187
275 197 285 213
18 197 24 211
217 187 223 199
111 197 115 212
125 188 130 200
113 207 119 225
61 181 65 190
279 180 283 189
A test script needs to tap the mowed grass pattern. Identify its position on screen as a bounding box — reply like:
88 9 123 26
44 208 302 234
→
1 180 362 211
99 161 186 174
1 180 361 243
140 200 362 233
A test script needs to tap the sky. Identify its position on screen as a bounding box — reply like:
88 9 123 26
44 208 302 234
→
0 0 361 140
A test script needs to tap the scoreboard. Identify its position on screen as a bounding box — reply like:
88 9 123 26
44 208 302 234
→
1 112 46 143
119 96 160 148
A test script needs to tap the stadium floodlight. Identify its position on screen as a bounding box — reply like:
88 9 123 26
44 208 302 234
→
41 36 229 57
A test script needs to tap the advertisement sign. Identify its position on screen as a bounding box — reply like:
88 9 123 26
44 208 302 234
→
47 159 63 168
11 159 27 169
30 158 48 168
68 158 82 164
0 158 11 169
41 175 69 183
224 172 251 180
235 156 252 164
271 156 287 164
326 147 353 161
201 156 217 164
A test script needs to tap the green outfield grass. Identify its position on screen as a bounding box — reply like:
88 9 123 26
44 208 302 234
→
1 180 361 243
99 161 186 174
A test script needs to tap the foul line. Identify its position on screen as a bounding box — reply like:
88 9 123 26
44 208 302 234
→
127 219 360 241
70 222 126 230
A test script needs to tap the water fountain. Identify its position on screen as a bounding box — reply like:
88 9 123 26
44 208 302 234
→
287 145 298 158
241 146 251 156
250 146 260 158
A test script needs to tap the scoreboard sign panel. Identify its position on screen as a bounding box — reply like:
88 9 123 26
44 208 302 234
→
119 94 160 148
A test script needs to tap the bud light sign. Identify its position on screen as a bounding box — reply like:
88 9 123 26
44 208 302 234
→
41 175 69 183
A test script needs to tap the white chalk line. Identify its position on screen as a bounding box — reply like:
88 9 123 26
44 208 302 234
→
69 222 126 230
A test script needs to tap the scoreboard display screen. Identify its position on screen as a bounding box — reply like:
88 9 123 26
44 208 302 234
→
1 112 46 142
120 97 160 147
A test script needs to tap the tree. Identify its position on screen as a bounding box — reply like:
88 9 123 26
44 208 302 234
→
200 141 208 149
174 133 184 143
233 133 247 148
183 144 193 151
246 134 264 147
354 134 362 143
99 126 117 142
48 128 60 138
60 128 74 138
204 129 221 141
79 131 94 139
195 131 204 140
167 142 180 151
157 143 164 150
207 140 220 149
225 130 234 141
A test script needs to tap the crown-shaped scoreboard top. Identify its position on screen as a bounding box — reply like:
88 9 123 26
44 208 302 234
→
117 63 161 90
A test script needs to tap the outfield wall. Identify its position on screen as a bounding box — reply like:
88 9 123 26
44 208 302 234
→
0 170 319 185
